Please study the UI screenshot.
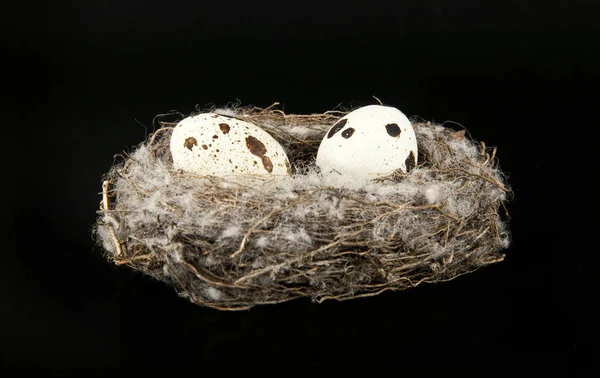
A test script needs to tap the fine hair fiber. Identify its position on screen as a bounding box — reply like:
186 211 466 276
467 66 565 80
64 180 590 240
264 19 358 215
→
95 103 512 311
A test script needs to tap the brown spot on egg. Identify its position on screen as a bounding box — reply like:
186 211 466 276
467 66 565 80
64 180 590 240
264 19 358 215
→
341 127 355 139
327 119 347 138
184 137 198 150
211 114 219 118
245 135 267 157
262 156 273 173
202 144 208 150
219 123 230 134
405 150 416 172
385 123 401 137
212 135 218 139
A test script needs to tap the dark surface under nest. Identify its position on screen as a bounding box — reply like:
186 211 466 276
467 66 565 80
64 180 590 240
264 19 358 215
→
95 104 512 310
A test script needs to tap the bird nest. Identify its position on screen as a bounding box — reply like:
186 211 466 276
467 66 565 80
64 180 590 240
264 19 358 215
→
95 103 511 310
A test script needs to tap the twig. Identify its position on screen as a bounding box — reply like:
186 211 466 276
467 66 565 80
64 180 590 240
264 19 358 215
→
102 180 123 257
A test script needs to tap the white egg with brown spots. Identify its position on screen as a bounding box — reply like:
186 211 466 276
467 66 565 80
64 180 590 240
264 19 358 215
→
316 105 418 179
170 113 291 177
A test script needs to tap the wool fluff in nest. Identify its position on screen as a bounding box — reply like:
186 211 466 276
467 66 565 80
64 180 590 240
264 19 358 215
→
95 104 511 310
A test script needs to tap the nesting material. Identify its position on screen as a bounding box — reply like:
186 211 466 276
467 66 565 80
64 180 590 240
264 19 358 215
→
95 103 511 310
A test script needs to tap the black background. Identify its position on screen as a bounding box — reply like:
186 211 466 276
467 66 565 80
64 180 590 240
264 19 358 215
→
2 1 589 376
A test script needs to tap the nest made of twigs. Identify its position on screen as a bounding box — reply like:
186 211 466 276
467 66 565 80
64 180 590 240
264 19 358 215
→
95 103 511 310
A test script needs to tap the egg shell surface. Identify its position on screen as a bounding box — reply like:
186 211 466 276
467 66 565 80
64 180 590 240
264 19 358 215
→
316 105 418 178
170 113 291 177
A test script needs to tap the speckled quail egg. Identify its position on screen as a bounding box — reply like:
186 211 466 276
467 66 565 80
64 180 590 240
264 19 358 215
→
316 105 418 178
170 113 291 177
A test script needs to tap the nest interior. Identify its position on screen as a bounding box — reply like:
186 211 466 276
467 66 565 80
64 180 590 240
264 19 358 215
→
95 104 511 310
